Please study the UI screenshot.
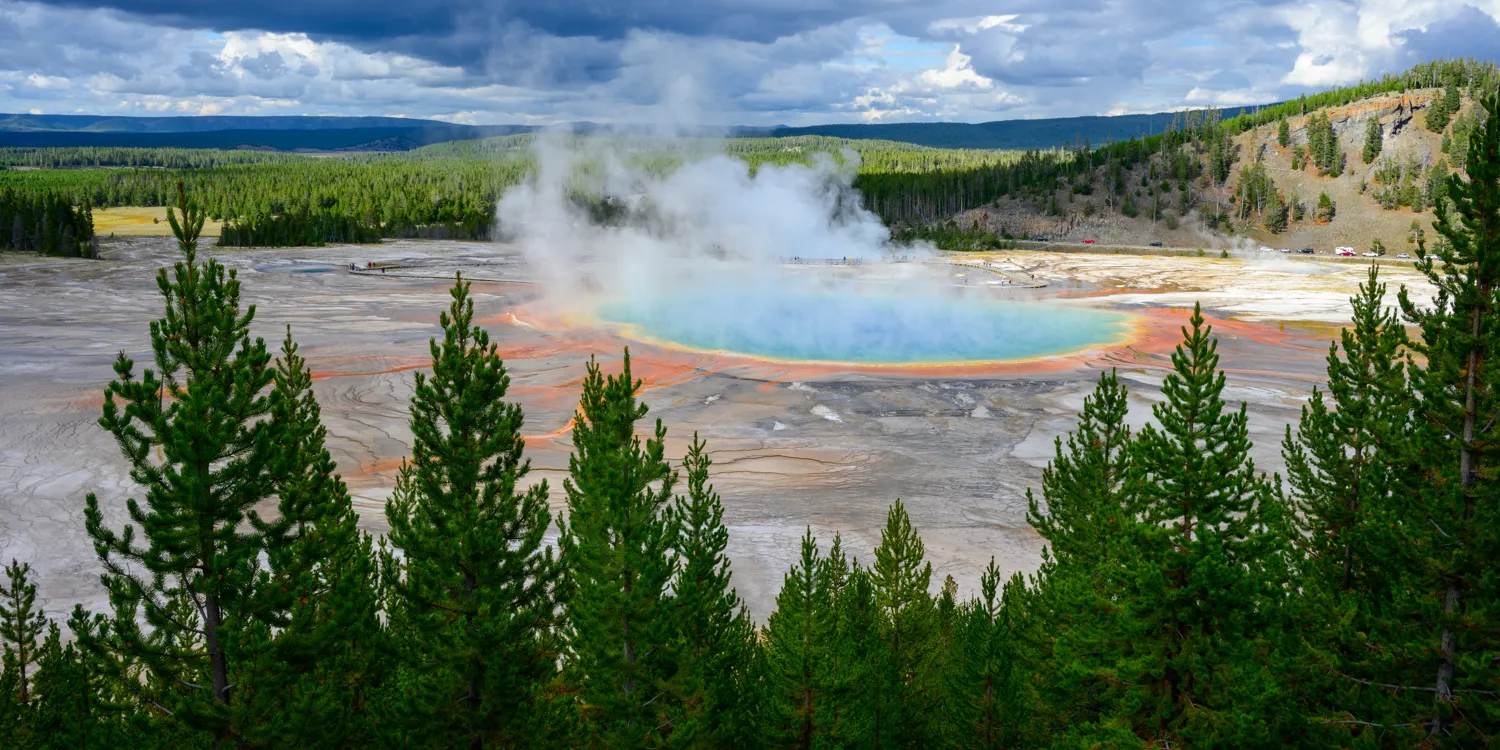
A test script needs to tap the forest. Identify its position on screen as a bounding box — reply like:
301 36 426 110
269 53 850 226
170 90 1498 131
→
0 58 1495 250
0 189 96 257
0 88 1497 749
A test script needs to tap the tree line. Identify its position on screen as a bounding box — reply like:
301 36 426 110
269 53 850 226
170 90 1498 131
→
0 188 95 257
4 58 1498 249
1 92 1498 748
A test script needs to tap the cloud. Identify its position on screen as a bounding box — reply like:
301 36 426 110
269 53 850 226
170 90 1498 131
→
1395 6 1500 65
0 0 1496 125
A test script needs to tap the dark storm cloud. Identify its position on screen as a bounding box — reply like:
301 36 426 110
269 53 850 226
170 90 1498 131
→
2 0 1496 124
27 0 908 65
1396 7 1500 66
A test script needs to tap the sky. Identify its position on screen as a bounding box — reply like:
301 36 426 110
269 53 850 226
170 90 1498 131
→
1 0 1498 126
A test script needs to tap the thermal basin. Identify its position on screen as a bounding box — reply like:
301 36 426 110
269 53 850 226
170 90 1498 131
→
594 286 1131 365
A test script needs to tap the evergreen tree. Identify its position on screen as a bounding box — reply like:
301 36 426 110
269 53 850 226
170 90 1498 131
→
1024 371 1140 743
0 560 45 710
1116 303 1291 745
81 182 278 742
815 535 875 747
1281 266 1414 740
383 273 559 748
1363 117 1384 163
1027 370 1133 571
1265 189 1288 232
29 613 137 748
942 560 1025 750
667 434 756 748
759 530 826 748
1426 83 1461 133
1317 191 1336 223
559 350 679 746
1308 112 1344 176
236 328 386 747
1394 88 1500 743
1285 267 1410 595
869 500 940 747
1278 116 1291 148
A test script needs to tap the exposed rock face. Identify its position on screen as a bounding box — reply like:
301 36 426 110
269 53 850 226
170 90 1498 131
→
1287 91 1432 146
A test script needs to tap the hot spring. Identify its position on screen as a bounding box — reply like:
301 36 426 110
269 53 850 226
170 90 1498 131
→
593 283 1131 366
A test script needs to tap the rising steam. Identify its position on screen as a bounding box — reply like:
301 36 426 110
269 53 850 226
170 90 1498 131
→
496 134 1126 364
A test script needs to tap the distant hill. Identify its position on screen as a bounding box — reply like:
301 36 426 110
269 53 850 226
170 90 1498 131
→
0 125 526 152
0 115 542 151
0 113 464 133
0 109 1283 152
763 107 1273 150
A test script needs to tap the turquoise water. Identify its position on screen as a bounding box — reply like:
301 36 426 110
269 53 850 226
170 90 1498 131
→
596 290 1129 364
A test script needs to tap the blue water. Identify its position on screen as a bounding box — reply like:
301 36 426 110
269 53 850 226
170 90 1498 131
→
255 262 338 274
597 290 1129 364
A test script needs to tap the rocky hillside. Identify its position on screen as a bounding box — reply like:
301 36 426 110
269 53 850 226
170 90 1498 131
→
955 88 1481 254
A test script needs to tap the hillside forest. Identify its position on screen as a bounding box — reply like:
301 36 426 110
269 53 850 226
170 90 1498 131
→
0 59 1495 253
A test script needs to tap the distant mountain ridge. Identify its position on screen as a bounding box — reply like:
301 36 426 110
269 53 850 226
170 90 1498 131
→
0 107 1273 152
0 113 459 133
763 106 1274 149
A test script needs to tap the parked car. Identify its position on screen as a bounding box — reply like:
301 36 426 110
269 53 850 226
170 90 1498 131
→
1363 251 1379 257
1337 249 1356 257
1278 248 1292 253
1082 239 1096 244
1149 241 1163 247
1397 253 1411 259
1031 236 1048 241
1299 248 1315 254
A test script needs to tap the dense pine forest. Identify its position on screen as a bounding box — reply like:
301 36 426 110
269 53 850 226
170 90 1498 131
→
0 59 1496 249
0 189 95 257
0 88 1498 748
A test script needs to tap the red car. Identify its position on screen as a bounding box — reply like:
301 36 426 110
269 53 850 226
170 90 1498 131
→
1082 239 1096 244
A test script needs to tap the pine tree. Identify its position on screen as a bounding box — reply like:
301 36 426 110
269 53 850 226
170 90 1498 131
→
942 559 1018 750
81 182 278 741
1266 189 1288 232
1027 370 1133 571
667 434 756 748
869 500 940 747
1427 83 1461 133
1317 191 1336 223
1116 303 1291 745
0 560 45 710
29 614 137 748
559 350 679 746
815 535 874 746
383 273 559 748
1278 116 1291 148
1281 266 1414 739
236 328 386 747
1024 370 1139 742
1286 267 1410 595
1363 117 1384 164
759 529 826 748
1394 88 1500 743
